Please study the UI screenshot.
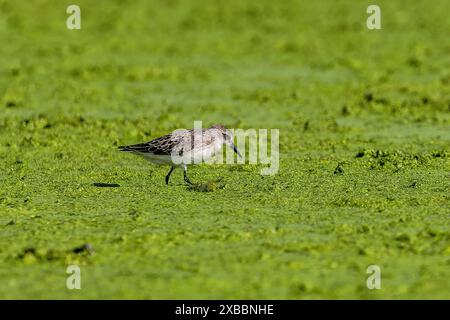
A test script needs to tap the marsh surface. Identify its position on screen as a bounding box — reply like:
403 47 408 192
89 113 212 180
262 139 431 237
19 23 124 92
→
0 0 449 298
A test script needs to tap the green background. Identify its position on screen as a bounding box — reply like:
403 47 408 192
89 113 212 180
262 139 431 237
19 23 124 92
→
0 0 449 299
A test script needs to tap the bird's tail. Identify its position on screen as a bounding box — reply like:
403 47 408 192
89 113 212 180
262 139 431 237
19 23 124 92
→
118 145 133 152
118 143 150 153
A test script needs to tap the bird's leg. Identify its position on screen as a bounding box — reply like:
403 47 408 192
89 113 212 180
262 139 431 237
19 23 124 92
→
165 166 175 185
183 165 193 185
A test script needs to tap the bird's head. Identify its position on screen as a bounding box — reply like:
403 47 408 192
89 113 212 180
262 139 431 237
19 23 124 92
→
210 124 242 158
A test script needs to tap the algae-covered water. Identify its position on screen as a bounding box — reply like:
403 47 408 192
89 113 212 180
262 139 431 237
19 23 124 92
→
0 0 449 299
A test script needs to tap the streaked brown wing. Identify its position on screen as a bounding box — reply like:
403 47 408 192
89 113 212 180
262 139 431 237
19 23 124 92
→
118 131 188 155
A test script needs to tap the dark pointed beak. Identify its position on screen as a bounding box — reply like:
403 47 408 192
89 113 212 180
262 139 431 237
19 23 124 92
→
230 141 242 158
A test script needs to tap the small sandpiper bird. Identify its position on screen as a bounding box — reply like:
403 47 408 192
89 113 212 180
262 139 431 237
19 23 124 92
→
119 124 241 185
